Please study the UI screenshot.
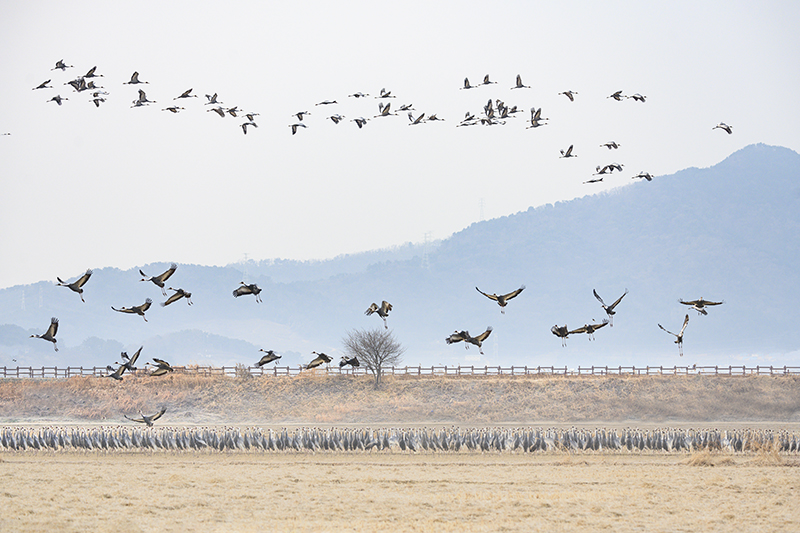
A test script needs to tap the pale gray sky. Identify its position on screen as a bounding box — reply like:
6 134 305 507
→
1 0 798 288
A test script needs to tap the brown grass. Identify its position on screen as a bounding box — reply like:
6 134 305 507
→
1 453 798 532
1 373 799 425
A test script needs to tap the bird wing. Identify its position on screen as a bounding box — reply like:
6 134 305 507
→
149 368 170 377
502 285 525 301
564 145 573 156
150 408 167 422
568 325 588 335
608 289 628 310
550 325 567 337
152 358 172 368
658 323 677 337
679 314 690 336
76 269 93 288
365 303 378 316
475 287 499 302
46 317 59 338
124 414 146 424
161 292 181 306
593 289 607 307
516 74 522 86
473 326 493 343
380 301 392 314
129 347 143 366
156 263 177 283
679 299 698 307
136 299 153 312
700 299 723 306
233 285 251 297
593 320 610 330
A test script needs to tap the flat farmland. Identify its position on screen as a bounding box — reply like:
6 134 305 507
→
1 452 798 533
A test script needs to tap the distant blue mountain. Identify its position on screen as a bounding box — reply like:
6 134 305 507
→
2 144 799 368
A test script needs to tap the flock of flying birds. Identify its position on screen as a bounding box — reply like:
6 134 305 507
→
25 60 735 184
30 262 725 369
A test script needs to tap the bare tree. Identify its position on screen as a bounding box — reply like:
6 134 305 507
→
342 328 405 387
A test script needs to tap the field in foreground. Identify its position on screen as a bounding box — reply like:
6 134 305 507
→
2 373 800 425
1 452 797 533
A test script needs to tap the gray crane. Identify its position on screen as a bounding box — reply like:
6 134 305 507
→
659 314 689 356
139 263 177 296
365 301 392 328
476 285 525 314
56 269 92 302
30 317 59 351
111 298 153 322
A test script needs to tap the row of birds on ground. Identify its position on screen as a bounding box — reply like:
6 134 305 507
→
29 263 725 366
26 60 733 184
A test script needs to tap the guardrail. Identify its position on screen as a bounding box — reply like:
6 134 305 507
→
1 364 799 379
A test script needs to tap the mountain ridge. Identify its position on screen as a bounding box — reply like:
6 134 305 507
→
2 143 799 368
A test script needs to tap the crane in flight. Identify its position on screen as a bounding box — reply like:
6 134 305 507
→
365 301 393 329
475 285 525 314
568 320 609 341
111 298 153 322
233 282 262 303
256 350 282 367
125 408 167 427
140 263 177 296
446 327 493 354
659 314 689 356
56 269 92 302
30 317 59 351
593 288 628 326
679 297 723 316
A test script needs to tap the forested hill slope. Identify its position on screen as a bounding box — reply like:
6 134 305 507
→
2 144 799 368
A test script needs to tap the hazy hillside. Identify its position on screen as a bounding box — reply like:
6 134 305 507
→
1 144 799 368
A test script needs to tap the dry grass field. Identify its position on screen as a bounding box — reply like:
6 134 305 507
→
2 374 799 532
1 452 798 533
2 372 799 425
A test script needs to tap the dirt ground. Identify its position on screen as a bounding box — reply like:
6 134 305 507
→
1 452 797 533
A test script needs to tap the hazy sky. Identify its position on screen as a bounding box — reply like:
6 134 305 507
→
1 1 798 289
